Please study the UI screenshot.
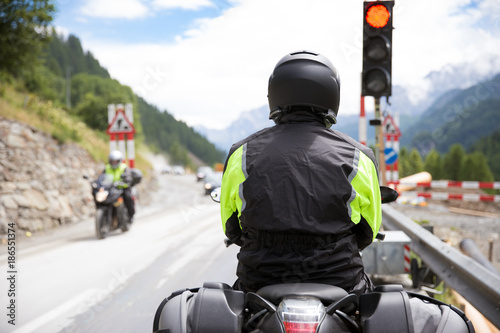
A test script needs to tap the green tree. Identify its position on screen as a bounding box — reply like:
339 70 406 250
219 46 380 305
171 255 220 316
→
42 31 110 83
406 148 424 176
71 73 136 130
398 147 411 177
0 0 55 76
23 65 65 102
169 141 189 165
459 152 494 182
443 144 466 180
424 149 443 180
470 131 500 180
136 96 225 165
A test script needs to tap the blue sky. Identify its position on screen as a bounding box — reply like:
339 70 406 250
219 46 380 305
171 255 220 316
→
53 0 233 44
52 0 500 129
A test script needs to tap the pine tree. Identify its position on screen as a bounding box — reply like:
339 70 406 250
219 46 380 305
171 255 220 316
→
407 148 424 176
398 147 410 177
459 152 494 181
424 149 443 180
0 0 55 76
443 144 466 180
470 131 500 180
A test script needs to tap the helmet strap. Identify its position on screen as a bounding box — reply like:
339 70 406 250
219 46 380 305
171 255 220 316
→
321 110 337 129
269 109 283 124
271 106 336 127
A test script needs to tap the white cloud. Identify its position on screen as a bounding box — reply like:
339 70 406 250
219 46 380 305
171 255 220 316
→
152 0 215 10
80 0 149 19
391 0 500 104
78 0 217 20
78 0 500 129
54 25 70 39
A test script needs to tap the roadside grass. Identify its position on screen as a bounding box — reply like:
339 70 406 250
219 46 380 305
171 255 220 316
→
0 81 151 174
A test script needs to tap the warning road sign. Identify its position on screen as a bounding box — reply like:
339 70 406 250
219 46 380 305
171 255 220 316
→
382 114 401 137
107 109 135 134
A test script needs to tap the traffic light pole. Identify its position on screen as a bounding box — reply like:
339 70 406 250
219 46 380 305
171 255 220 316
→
361 0 393 185
374 97 386 185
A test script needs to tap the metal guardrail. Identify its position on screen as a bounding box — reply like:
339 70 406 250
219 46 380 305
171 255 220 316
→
382 205 500 328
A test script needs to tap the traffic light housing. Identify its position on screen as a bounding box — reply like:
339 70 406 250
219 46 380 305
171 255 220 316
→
362 0 394 97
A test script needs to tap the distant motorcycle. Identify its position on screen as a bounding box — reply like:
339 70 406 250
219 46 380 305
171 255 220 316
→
84 173 135 239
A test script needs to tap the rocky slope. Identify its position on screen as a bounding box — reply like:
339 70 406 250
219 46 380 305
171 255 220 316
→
0 117 101 233
0 117 153 235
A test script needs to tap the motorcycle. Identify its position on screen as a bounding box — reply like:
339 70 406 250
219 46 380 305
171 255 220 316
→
153 186 474 333
84 173 135 239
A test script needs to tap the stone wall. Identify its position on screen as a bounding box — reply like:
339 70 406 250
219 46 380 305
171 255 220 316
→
0 117 109 234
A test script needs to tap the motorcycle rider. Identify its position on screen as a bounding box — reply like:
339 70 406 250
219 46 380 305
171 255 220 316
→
104 150 135 222
220 51 381 295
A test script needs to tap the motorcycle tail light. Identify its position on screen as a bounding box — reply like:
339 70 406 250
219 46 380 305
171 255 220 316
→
277 297 325 333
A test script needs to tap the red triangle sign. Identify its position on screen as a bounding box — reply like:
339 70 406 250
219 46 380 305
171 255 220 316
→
382 115 401 137
107 109 135 134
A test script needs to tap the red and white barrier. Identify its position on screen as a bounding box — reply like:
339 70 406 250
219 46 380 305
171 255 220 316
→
404 244 411 273
388 181 500 190
402 191 500 202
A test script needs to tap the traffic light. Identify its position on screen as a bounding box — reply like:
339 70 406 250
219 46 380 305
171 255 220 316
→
362 0 394 97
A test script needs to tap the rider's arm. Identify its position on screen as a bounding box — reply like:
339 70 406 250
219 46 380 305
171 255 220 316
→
348 149 382 250
220 144 247 246
120 167 133 186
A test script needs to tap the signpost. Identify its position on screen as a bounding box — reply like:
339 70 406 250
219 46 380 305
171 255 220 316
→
383 113 401 182
107 103 136 168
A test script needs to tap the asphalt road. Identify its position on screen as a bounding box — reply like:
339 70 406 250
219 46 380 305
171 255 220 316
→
0 173 239 333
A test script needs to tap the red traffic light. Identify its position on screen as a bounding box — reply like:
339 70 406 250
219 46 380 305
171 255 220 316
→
362 1 393 97
366 4 390 28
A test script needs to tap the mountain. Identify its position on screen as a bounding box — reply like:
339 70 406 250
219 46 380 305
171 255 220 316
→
400 73 500 154
199 58 500 157
196 106 273 153
381 55 500 117
196 106 381 153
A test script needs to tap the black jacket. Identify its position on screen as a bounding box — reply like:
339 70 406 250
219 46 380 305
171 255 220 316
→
220 114 381 292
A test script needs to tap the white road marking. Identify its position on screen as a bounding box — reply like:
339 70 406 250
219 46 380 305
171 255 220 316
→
12 289 100 333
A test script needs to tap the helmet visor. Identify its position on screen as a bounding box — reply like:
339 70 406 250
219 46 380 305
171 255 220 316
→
110 159 121 168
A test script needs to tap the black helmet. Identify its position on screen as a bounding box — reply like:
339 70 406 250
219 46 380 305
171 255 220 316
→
268 51 341 127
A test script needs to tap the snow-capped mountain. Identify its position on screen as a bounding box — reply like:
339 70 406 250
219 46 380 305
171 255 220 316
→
196 57 500 153
388 55 500 116
195 106 273 153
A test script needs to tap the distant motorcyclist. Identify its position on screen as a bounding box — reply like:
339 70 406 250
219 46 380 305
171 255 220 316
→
104 150 135 222
220 51 381 295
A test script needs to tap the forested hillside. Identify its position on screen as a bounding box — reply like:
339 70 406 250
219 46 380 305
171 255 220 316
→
39 32 225 167
0 1 223 169
401 74 500 154
137 97 225 166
